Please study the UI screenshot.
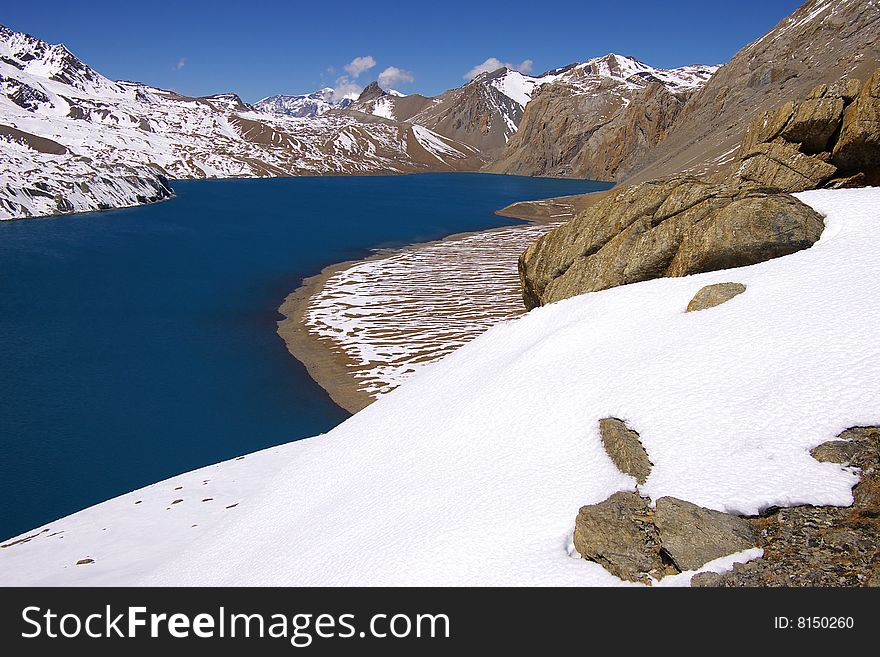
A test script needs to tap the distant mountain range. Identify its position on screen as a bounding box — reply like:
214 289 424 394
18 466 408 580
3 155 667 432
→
257 57 716 161
254 88 353 118
2 0 878 220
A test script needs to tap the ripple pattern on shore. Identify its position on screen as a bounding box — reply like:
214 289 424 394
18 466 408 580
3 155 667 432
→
305 222 562 398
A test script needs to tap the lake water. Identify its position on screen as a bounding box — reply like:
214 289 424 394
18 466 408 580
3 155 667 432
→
0 173 611 539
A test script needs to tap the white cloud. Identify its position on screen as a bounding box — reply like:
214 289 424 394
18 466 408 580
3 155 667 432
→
377 66 414 89
331 78 363 102
463 57 534 80
174 58 186 71
344 55 376 78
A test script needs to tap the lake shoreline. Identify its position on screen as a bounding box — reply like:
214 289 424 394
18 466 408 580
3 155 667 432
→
276 203 577 415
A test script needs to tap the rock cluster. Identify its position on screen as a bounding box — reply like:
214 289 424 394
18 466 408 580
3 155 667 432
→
576 421 880 586
575 492 758 583
693 427 880 587
736 71 880 191
519 176 823 308
575 418 759 583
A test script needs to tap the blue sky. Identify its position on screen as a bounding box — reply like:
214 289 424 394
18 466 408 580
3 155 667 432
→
3 0 805 102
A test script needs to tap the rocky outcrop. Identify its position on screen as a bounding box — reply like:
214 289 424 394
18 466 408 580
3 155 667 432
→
693 427 880 587
832 69 880 175
517 65 880 310
576 417 760 583
488 58 702 180
686 282 746 312
519 176 824 309
734 72 880 191
653 497 758 571
578 420 879 586
599 418 652 485
573 491 668 583
574 492 758 583
736 142 838 192
624 0 880 184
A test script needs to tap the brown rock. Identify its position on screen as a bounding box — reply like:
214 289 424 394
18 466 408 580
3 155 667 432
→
811 439 860 464
599 418 652 485
653 497 759 571
779 95 845 153
736 142 838 192
695 427 880 587
832 69 880 172
519 176 824 308
826 172 868 188
573 491 666 583
686 282 746 312
741 102 795 152
666 192 825 276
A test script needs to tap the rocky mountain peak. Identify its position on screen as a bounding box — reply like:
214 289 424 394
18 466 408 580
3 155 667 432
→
357 81 385 103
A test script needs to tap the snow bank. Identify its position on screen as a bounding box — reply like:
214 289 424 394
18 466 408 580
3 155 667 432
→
1 188 878 586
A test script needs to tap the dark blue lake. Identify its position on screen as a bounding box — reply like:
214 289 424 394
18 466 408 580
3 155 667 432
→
0 173 611 539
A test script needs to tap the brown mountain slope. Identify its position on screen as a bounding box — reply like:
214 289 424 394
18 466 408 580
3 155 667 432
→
408 69 526 160
623 0 880 184
486 54 715 180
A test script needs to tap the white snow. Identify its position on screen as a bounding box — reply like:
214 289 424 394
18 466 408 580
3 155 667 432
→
1 187 877 586
305 222 561 397
410 124 465 160
370 96 396 120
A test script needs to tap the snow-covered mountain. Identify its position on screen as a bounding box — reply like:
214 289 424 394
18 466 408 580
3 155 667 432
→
488 54 720 179
0 25 483 220
254 88 354 117
337 55 717 159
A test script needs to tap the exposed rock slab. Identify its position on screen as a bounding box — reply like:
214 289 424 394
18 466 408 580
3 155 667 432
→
736 142 837 192
575 491 760 582
573 491 666 583
686 282 746 312
599 418 652 485
832 69 880 172
653 497 758 571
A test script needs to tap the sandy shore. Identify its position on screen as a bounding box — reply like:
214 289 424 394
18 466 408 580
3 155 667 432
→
277 223 546 414
277 194 606 415
278 251 396 415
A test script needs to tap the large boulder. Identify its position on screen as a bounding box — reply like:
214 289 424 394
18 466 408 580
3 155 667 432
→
519 176 824 308
666 192 825 276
